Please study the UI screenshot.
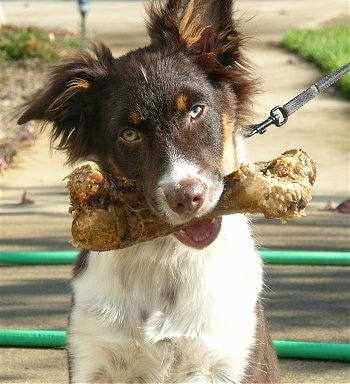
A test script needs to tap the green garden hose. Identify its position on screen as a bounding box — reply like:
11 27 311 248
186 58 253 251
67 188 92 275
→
1 250 349 265
0 330 349 361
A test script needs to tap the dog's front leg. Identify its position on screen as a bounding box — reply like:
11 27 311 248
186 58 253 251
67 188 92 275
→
67 339 127 383
166 341 249 384
168 360 243 383
68 330 176 383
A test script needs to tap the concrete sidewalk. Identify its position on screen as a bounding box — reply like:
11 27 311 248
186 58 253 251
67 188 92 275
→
1 1 349 383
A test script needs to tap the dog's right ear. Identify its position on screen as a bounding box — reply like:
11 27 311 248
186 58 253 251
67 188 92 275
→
17 43 114 164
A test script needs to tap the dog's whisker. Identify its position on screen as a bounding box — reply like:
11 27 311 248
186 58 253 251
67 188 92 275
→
140 64 149 84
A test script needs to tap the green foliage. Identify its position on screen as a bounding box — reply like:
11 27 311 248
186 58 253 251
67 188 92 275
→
282 26 350 100
0 25 83 62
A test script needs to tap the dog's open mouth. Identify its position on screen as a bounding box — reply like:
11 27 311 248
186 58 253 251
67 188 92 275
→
174 217 222 249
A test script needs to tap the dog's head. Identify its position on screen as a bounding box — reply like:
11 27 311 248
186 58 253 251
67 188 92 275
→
18 0 255 249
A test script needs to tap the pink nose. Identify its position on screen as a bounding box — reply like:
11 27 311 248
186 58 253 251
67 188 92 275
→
165 179 205 214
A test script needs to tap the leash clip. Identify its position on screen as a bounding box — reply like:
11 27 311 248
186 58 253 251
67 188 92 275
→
246 105 288 137
270 105 289 127
245 62 350 139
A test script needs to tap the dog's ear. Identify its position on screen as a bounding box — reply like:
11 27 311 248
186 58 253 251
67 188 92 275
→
147 0 256 125
147 0 242 70
17 43 114 164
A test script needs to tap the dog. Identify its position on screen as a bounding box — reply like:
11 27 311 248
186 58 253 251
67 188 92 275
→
18 0 279 382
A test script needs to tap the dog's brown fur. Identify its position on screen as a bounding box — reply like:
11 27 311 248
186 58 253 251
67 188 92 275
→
19 1 279 382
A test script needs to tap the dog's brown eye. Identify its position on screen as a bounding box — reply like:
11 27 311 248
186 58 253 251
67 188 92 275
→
120 128 140 143
190 105 205 120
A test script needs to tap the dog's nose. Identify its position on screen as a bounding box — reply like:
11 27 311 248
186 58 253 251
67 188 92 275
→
165 179 205 214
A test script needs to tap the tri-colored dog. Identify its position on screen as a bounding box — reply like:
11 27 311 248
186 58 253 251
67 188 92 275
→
19 0 279 382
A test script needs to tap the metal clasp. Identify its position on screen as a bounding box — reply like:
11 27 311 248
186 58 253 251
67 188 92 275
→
245 105 289 137
270 106 288 127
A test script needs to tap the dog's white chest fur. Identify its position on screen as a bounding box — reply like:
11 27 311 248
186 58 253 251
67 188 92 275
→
69 214 263 383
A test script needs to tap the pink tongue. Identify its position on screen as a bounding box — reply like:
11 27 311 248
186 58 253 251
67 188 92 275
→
183 220 214 241
174 217 222 249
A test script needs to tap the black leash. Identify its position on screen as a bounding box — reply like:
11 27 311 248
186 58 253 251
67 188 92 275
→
246 62 350 138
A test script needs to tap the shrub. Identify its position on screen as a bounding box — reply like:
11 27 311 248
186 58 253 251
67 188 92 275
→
0 25 83 62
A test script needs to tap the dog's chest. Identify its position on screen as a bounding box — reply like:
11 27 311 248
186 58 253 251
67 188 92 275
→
73 240 209 341
70 216 263 381
72 216 262 342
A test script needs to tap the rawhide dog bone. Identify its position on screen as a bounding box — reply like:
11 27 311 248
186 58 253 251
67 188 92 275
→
66 149 316 251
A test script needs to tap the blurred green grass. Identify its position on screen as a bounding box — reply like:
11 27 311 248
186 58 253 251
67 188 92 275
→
282 26 350 100
0 25 83 62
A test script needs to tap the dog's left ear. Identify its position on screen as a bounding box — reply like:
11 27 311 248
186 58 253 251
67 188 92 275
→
148 0 256 127
147 0 241 71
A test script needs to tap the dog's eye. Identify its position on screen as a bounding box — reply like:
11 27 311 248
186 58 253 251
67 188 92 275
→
190 105 205 120
120 128 140 143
